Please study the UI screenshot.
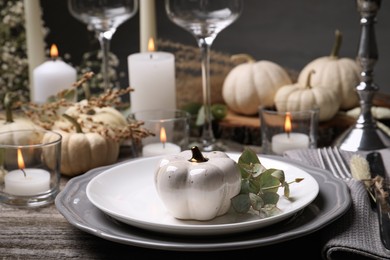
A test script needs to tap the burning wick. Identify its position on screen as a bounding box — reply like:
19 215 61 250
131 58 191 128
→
160 127 167 149
284 112 292 138
17 148 26 178
50 44 59 62
148 37 155 59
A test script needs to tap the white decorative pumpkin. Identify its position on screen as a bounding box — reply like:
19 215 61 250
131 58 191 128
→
154 146 241 221
274 70 340 122
297 30 361 110
222 56 292 116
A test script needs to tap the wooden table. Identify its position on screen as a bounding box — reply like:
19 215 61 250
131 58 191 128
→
0 172 324 259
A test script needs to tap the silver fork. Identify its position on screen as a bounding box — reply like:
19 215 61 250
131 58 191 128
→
318 146 351 180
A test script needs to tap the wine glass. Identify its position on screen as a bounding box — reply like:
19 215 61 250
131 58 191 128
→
68 0 138 91
165 0 243 151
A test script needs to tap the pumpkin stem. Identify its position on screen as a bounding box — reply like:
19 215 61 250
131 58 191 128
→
330 29 342 58
189 146 209 163
305 70 316 88
4 92 15 123
230 53 256 64
62 113 83 133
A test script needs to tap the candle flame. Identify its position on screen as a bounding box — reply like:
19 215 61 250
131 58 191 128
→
284 112 292 136
17 148 25 170
17 148 27 177
160 127 167 145
50 44 59 59
148 38 155 52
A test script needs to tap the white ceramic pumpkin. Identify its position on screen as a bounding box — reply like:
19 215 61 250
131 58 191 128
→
274 70 340 122
154 146 241 221
222 56 292 115
297 30 361 110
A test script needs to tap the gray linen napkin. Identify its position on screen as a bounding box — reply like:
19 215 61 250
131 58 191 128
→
284 148 390 260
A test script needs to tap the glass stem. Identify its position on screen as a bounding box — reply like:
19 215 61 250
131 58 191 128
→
97 30 114 91
198 37 215 150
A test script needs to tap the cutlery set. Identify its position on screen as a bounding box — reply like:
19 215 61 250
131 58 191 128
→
319 147 390 250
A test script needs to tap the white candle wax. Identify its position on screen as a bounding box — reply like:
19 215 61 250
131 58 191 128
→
128 52 176 112
271 133 310 155
142 142 181 157
33 59 77 104
24 0 46 100
4 169 50 196
140 0 157 52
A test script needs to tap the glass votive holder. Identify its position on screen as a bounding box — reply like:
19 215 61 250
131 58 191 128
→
127 109 190 157
259 106 319 155
0 129 62 208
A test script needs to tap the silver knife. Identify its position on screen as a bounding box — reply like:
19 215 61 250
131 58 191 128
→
366 151 390 250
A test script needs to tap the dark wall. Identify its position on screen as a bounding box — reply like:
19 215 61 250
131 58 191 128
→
41 0 390 94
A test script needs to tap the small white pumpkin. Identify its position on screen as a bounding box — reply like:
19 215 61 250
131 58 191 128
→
0 93 44 133
274 70 340 122
297 30 361 110
55 99 127 129
45 114 119 177
154 146 241 221
222 55 292 115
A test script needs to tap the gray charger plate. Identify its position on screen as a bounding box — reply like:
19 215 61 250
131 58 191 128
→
55 154 351 252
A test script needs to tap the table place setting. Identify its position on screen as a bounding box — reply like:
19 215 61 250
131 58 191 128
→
54 148 349 250
2 0 390 259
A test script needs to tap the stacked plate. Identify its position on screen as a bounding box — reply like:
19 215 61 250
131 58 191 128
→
55 153 351 251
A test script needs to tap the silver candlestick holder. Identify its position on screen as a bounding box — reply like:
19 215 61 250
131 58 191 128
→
334 0 390 151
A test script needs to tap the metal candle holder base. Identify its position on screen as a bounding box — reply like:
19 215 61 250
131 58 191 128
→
334 0 390 151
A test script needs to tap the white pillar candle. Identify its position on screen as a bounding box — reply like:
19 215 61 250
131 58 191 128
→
140 0 157 52
142 142 181 157
4 169 50 196
128 51 176 112
32 45 77 104
24 0 46 100
271 133 310 155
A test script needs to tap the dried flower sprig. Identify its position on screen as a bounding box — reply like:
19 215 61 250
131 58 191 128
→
350 154 389 211
22 72 153 143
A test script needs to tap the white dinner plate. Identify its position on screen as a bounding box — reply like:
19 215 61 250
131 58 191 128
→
86 153 319 236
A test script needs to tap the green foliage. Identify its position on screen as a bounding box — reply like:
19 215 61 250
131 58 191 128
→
231 148 303 217
182 103 228 126
0 0 31 108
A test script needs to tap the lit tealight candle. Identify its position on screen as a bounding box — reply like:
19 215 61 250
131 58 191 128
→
142 127 180 157
128 38 176 112
4 148 50 196
271 112 310 155
32 44 77 104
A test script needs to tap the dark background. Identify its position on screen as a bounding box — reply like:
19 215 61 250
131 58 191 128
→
40 0 390 95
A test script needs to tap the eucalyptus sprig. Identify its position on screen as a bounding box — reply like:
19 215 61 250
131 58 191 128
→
231 148 304 217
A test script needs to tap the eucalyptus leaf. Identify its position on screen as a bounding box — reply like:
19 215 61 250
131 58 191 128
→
260 204 282 217
261 191 280 205
284 183 290 198
238 148 261 165
231 193 251 213
249 193 264 211
270 169 285 183
234 147 303 218
240 179 252 194
258 169 280 193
